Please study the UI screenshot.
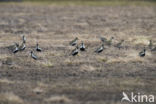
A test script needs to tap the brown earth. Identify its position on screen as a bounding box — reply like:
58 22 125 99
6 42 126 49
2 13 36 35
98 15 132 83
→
0 3 156 104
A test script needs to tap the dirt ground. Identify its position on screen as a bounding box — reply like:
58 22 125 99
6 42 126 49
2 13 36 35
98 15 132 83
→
0 3 156 104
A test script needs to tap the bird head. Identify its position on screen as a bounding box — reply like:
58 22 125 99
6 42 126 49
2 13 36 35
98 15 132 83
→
22 35 26 43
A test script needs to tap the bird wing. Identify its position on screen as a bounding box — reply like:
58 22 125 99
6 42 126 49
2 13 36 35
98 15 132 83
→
95 46 102 52
69 38 76 44
32 54 37 59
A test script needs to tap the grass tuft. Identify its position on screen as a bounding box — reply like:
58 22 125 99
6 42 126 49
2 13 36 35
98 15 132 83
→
44 95 72 103
80 64 96 72
0 92 24 104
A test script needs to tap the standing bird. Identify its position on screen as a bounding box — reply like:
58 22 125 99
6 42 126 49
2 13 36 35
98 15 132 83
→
95 44 104 53
105 37 114 46
13 43 19 54
36 43 42 52
69 37 78 46
148 40 153 50
22 35 26 43
30 51 37 60
115 40 124 49
71 45 79 56
80 42 85 51
19 42 26 51
139 48 146 57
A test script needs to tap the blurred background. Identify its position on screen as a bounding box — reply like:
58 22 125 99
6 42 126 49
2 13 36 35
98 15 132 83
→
0 0 156 4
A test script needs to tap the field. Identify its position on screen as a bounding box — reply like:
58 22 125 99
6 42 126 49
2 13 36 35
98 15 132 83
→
0 1 156 104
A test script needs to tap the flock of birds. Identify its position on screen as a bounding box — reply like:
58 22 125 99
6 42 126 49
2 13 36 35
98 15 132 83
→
8 35 42 60
69 37 156 57
8 35 156 60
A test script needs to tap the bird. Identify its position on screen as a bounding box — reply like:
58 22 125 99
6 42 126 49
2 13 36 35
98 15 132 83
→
31 51 37 60
36 43 42 52
71 45 79 56
139 48 146 57
95 44 104 53
148 40 153 49
13 43 19 54
7 42 19 51
100 37 107 43
105 37 114 46
115 40 124 49
80 42 85 51
69 37 78 46
22 35 26 43
19 42 26 51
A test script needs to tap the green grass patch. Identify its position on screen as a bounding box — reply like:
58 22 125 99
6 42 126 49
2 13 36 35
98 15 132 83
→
0 0 156 6
25 0 156 6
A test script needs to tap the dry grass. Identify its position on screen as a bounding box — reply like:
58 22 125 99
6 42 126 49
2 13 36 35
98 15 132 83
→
0 54 11 60
0 92 24 104
106 56 145 64
0 78 14 84
80 64 96 72
64 58 86 65
36 58 54 67
96 56 108 63
129 35 151 46
0 4 156 104
120 78 145 86
44 95 72 103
